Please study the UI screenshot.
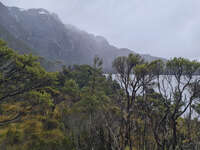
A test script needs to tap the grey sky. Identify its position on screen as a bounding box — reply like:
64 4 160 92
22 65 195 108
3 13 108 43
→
1 0 200 60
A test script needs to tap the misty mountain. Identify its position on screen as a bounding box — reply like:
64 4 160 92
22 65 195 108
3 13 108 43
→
0 2 165 72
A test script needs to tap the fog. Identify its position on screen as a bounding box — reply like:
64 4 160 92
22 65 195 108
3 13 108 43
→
1 0 200 60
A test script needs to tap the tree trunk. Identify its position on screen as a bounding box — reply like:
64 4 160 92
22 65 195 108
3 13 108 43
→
172 119 177 150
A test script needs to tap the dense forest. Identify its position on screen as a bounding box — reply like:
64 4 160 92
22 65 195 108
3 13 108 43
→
0 39 200 150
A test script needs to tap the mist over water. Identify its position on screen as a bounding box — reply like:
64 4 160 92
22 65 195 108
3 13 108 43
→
107 74 200 116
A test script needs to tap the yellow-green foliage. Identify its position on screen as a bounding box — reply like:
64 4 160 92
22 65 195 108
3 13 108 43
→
0 117 67 150
1 40 200 150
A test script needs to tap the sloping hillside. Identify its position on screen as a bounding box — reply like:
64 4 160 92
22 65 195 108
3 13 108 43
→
0 2 165 72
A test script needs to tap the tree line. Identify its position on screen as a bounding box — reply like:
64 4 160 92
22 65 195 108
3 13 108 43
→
0 39 200 150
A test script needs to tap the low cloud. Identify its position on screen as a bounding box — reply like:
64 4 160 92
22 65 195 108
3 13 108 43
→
1 0 199 59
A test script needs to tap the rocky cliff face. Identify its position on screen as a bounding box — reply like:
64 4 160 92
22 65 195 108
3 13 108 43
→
0 2 165 72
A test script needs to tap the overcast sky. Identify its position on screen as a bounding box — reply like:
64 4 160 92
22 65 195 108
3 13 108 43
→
1 0 200 60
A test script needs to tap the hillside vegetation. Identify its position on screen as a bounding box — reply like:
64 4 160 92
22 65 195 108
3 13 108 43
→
0 40 200 150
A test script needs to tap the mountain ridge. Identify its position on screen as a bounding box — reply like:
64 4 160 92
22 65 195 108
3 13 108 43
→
0 2 166 72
